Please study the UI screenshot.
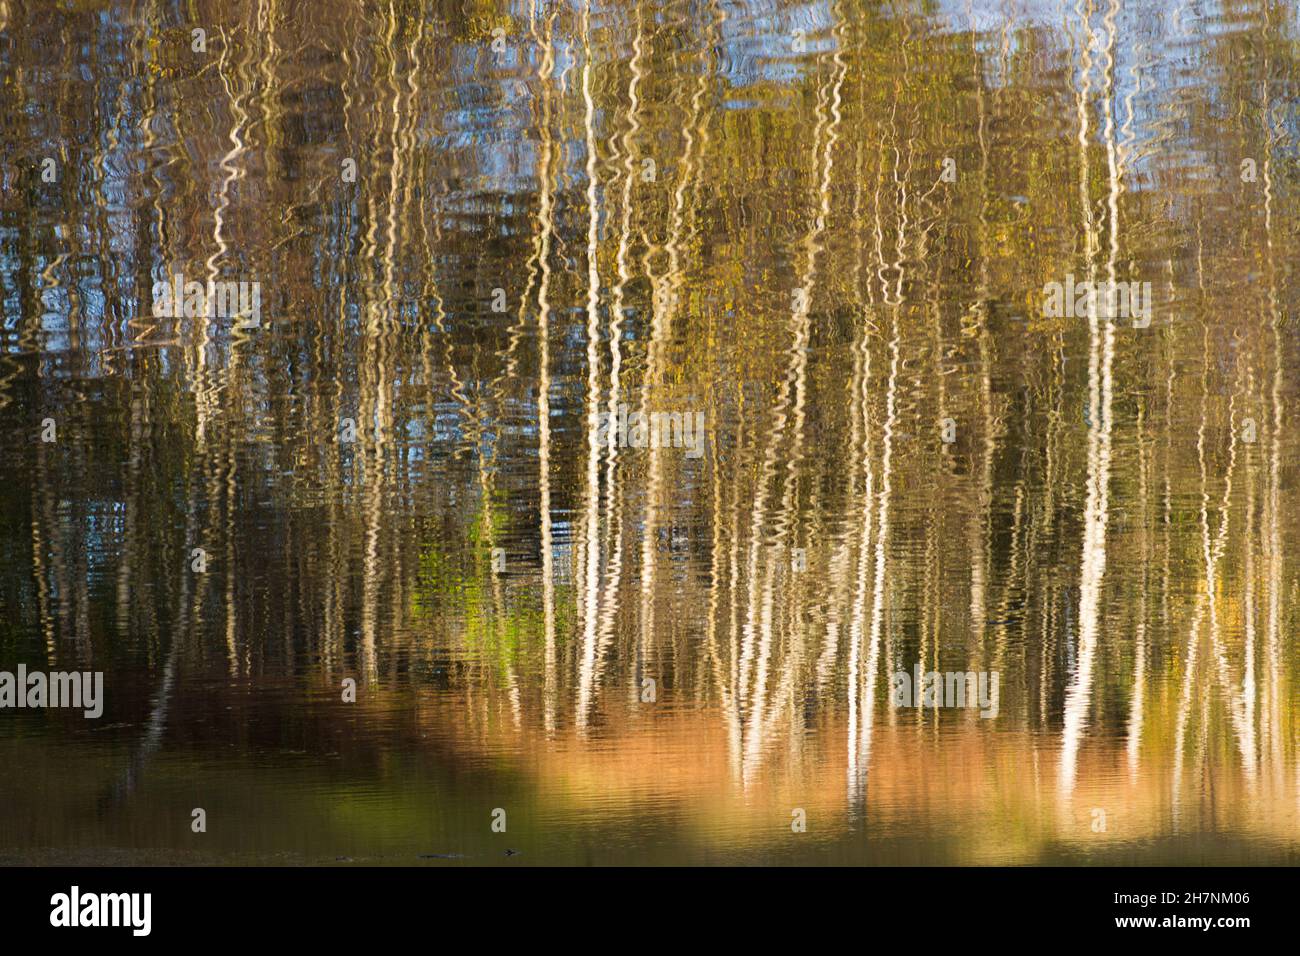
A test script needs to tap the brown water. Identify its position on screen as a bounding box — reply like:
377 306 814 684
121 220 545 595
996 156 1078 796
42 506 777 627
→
0 0 1298 866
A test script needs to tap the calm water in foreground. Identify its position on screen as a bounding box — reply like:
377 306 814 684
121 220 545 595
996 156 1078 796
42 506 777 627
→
1 0 1298 865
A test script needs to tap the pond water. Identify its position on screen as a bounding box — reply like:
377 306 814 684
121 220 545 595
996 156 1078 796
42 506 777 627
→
0 0 1297 865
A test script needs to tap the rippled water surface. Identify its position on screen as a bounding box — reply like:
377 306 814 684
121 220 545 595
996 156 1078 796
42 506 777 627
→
1 0 1299 865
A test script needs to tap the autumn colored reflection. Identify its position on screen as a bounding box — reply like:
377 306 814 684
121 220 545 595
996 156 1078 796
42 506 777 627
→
0 0 1298 864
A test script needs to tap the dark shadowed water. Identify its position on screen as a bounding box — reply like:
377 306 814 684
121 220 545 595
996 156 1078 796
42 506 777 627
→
1 0 1298 865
